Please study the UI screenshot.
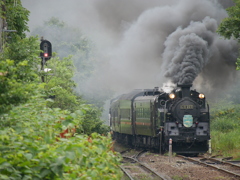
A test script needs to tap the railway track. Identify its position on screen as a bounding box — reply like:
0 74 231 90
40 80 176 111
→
177 155 240 179
120 150 168 180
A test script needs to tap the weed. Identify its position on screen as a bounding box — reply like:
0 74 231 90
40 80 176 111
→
172 175 188 180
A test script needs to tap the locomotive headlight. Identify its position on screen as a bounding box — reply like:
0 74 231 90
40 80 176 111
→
199 93 205 99
169 93 175 99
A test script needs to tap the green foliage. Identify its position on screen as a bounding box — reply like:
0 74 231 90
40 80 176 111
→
0 98 122 179
211 130 240 152
42 55 109 135
172 175 189 180
43 55 80 112
34 16 95 87
0 1 38 114
32 17 92 62
0 1 40 114
211 118 236 133
3 35 40 63
217 0 240 70
0 36 42 114
32 17 114 108
40 48 110 135
80 104 110 135
1 0 29 40
236 57 240 70
0 6 118 179
210 101 240 158
217 0 240 41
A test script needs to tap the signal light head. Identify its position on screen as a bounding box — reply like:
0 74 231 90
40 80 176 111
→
44 53 48 57
169 93 175 99
199 93 205 99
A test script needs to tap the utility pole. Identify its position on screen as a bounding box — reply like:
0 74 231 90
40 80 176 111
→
0 0 6 52
0 0 17 52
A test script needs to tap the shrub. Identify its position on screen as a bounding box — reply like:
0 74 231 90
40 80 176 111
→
211 117 236 133
0 98 122 179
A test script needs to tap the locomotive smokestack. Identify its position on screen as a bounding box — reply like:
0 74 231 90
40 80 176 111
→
177 84 192 98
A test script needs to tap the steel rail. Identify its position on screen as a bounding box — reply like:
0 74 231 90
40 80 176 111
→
119 148 132 155
132 149 146 159
178 155 240 178
208 157 240 168
119 165 135 180
122 155 167 180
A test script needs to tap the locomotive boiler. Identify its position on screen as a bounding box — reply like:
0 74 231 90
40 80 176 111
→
109 84 210 155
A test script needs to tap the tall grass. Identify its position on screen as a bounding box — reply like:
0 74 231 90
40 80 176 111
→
210 102 240 159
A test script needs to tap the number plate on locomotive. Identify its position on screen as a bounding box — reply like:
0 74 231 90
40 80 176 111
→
180 105 194 109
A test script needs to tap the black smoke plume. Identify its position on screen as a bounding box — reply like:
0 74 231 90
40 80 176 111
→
163 17 216 85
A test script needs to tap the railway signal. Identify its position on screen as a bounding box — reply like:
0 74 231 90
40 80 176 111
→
40 40 52 61
40 39 52 82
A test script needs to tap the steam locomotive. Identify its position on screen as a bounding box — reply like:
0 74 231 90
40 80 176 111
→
109 84 210 155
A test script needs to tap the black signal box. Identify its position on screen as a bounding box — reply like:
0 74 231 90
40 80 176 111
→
40 40 52 61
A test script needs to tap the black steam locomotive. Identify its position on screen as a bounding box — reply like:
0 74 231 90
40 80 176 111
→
109 84 210 155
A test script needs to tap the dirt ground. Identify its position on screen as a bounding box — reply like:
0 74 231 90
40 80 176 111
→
114 142 237 180
139 153 236 180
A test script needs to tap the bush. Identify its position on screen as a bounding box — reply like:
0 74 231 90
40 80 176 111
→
0 98 122 180
211 117 236 133
211 130 240 154
0 36 41 114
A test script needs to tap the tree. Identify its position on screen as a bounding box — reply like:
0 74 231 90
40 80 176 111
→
217 0 240 69
43 55 110 135
1 0 29 41
217 0 239 40
0 36 42 114
0 3 121 180
43 55 81 112
32 17 114 109
0 0 41 114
